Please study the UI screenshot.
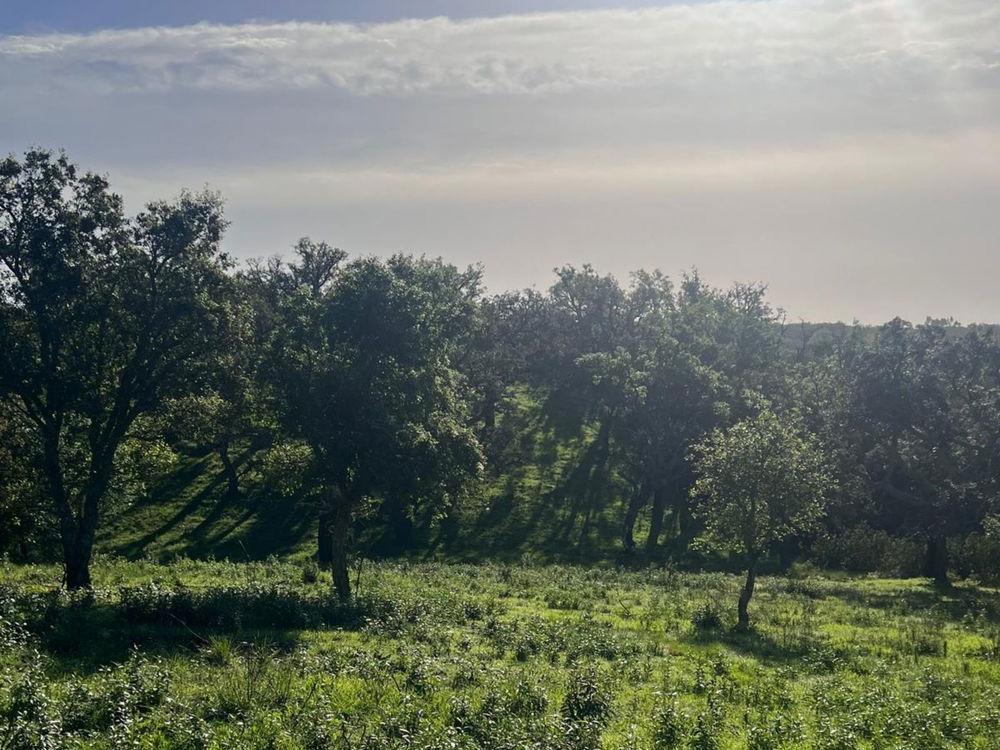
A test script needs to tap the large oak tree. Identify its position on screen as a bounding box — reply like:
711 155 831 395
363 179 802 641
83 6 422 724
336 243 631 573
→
261 242 483 601
0 150 233 588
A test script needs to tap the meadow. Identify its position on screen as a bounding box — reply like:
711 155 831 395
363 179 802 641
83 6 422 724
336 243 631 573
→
3 557 1000 749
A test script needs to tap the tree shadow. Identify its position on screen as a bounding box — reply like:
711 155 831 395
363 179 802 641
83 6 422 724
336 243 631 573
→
816 580 1000 625
113 456 221 557
33 606 308 676
681 625 831 668
18 580 378 676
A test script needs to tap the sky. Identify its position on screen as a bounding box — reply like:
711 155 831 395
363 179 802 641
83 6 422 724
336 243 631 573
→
2 1 999 324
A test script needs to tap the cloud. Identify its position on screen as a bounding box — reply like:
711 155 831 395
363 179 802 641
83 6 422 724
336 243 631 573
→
1 1 999 323
1 1 998 96
2 0 997 171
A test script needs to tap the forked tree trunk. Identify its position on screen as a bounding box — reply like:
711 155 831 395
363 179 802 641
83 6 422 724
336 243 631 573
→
47 433 105 590
60 496 101 590
737 556 758 630
924 536 949 588
63 535 94 589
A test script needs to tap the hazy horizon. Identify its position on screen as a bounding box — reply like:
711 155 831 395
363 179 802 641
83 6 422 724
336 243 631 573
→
2 0 998 324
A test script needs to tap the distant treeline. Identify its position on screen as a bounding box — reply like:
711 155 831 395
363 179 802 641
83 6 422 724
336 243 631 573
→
2 149 1000 596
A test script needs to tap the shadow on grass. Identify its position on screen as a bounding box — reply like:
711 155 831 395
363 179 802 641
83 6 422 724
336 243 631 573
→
114 479 315 563
681 626 825 667
9 584 374 675
41 617 304 677
113 455 222 557
801 579 1000 625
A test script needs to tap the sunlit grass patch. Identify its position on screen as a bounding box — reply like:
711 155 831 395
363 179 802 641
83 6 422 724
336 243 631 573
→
5 559 1000 747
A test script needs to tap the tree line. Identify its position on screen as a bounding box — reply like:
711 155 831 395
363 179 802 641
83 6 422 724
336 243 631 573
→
2 150 999 613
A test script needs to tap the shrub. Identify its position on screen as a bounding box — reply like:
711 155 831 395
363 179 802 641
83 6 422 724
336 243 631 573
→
213 644 297 718
118 581 371 630
300 560 320 585
691 601 724 631
561 668 613 724
952 533 1000 583
811 526 922 577
0 656 61 749
651 693 688 748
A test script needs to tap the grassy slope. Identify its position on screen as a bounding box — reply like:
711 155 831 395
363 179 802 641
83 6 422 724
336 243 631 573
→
99 390 637 564
4 558 1000 748
99 453 316 562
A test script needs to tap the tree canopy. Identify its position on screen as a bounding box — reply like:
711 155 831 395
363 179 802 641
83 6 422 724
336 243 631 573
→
0 149 234 587
3 149 1000 598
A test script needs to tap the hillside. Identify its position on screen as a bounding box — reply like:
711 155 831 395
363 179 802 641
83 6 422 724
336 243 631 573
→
98 396 635 565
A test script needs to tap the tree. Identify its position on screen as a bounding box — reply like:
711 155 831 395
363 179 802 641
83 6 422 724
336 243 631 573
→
0 149 233 588
459 290 547 460
263 242 483 601
690 407 831 628
841 319 1000 586
615 272 782 553
532 266 634 545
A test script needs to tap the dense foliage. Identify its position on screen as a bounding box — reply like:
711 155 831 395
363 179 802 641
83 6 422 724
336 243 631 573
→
691 409 831 627
2 149 1000 599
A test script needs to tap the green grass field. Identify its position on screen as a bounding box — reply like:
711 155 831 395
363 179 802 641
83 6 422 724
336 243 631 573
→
3 558 1000 748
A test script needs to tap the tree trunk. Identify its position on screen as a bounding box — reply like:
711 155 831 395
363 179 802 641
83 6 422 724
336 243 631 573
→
737 556 758 630
61 490 102 590
672 490 689 545
439 498 460 548
621 484 648 552
924 536 949 588
331 493 353 603
45 431 102 591
218 442 240 498
645 486 668 552
63 535 93 589
317 509 334 569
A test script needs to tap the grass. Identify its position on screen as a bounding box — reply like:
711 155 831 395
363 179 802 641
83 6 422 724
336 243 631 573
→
4 558 1000 748
98 453 317 563
97 392 636 565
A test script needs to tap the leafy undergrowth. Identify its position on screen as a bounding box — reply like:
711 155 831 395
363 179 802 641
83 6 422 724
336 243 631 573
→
3 559 1000 748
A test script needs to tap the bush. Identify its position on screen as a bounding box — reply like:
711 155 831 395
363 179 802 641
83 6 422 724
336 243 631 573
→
691 601 724 631
0 656 61 749
652 693 688 748
561 668 613 723
300 559 320 584
811 526 922 577
952 533 1000 583
61 651 170 735
118 581 370 630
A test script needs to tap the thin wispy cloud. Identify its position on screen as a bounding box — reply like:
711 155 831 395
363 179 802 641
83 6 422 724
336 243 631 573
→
2 2 998 96
2 0 999 322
